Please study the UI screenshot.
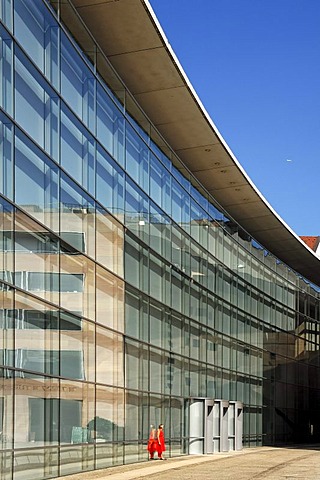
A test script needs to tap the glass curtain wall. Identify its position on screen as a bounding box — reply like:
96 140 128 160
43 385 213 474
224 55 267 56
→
0 1 320 479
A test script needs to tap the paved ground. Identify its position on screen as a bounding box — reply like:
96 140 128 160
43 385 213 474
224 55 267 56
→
59 445 320 480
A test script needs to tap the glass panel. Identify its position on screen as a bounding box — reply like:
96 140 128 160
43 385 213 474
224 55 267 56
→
171 178 185 226
60 252 95 321
150 153 165 208
170 314 182 355
169 356 182 397
0 25 13 116
0 0 12 30
60 318 95 381
171 270 182 313
61 106 95 195
13 447 59 480
149 348 162 394
149 202 170 257
96 265 124 332
96 326 123 387
190 198 203 243
14 211 59 305
124 391 139 462
125 288 139 339
96 205 124 277
0 198 14 284
59 380 95 476
189 360 199 397
97 83 125 164
15 131 59 231
0 113 13 201
149 302 163 348
96 144 125 219
10 295 58 381
15 50 58 150
0 291 14 464
189 322 200 360
0 446 13 480
13 375 59 449
124 233 140 288
162 171 171 217
190 284 200 322
149 253 163 303
60 173 95 258
125 178 149 242
125 339 139 390
61 30 95 124
95 386 124 468
14 0 59 86
125 122 149 193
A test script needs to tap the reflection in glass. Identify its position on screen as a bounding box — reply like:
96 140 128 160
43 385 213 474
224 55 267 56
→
15 131 59 231
61 106 95 195
60 173 95 259
96 265 124 332
96 326 124 387
0 30 13 128
60 252 94 320
95 386 124 468
97 83 125 164
59 380 95 476
1 0 320 472
96 206 124 276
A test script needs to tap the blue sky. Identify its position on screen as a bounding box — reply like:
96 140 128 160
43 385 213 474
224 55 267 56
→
150 0 320 236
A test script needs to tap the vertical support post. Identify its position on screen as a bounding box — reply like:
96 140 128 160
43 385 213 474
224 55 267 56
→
235 402 243 451
213 401 220 452
220 400 229 452
204 399 214 454
189 399 204 454
228 401 235 450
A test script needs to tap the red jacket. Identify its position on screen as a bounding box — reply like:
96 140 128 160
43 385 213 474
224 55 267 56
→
157 428 166 452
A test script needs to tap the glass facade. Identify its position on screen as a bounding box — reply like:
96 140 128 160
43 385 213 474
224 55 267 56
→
1 1 320 478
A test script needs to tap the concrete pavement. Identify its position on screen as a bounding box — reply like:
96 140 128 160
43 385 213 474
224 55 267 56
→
59 446 320 480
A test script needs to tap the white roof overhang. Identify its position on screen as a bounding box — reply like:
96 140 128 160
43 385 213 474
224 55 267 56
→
69 0 320 286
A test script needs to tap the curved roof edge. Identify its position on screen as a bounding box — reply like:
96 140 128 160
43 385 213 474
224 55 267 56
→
71 0 320 286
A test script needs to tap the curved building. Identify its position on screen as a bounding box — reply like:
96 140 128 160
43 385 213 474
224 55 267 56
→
1 1 320 479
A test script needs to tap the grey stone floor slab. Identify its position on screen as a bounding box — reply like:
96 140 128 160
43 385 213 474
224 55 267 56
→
58 446 320 480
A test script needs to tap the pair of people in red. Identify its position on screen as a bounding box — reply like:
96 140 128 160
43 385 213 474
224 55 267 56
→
147 424 166 460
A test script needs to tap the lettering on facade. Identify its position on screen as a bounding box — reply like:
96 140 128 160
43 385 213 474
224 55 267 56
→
0 384 77 392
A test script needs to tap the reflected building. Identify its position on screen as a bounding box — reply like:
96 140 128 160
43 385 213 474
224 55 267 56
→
1 1 320 479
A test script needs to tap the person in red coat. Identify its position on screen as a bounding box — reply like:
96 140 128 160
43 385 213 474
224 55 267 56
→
147 425 157 460
157 424 166 460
